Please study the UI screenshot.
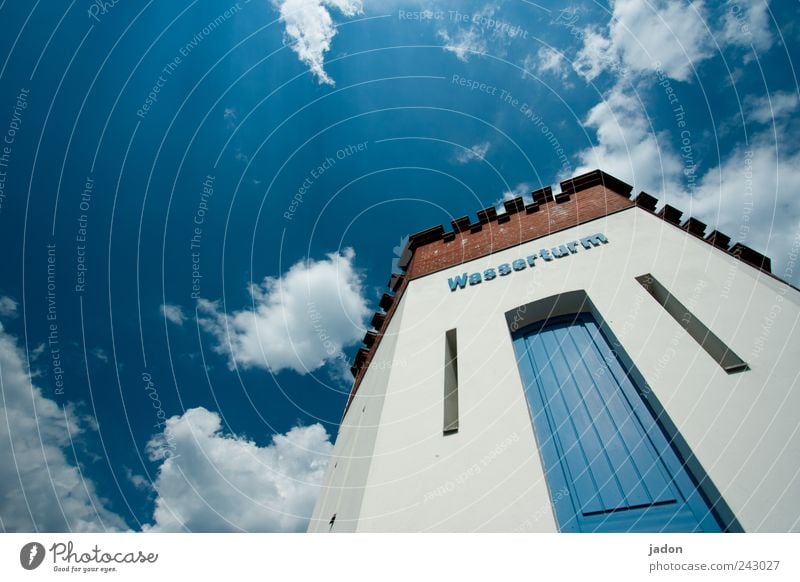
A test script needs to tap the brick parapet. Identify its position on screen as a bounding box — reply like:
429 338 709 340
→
342 169 774 417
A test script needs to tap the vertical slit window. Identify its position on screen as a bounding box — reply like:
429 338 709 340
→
636 274 749 373
443 328 459 434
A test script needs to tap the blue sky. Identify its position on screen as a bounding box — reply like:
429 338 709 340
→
0 0 797 532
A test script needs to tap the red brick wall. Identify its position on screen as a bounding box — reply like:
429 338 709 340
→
408 184 634 279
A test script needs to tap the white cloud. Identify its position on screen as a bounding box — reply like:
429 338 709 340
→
160 303 186 326
571 84 682 194
573 28 619 82
0 296 18 317
274 0 363 85
520 53 536 79
143 407 332 532
437 3 528 63
0 319 129 532
572 82 800 282
683 139 800 282
197 248 369 375
455 141 491 164
719 1 773 53
234 148 250 164
573 1 775 84
391 234 409 274
573 0 736 83
494 182 533 211
567 1 792 279
438 27 488 62
502 182 532 202
534 46 571 80
30 342 46 361
326 354 355 387
223 107 237 129
124 467 153 492
610 0 714 82
746 91 799 125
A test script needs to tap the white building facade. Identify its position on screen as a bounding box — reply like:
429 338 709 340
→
309 170 800 533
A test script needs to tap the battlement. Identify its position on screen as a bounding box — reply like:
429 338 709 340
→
344 169 773 411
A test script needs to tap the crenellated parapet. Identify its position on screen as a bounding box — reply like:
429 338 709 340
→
345 169 774 410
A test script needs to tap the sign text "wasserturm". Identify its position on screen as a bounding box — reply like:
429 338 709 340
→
447 233 609 292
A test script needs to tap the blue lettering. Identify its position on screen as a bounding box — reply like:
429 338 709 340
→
444 234 608 291
580 233 608 249
448 273 469 291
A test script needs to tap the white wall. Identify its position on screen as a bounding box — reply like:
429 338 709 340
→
311 207 800 532
307 298 408 532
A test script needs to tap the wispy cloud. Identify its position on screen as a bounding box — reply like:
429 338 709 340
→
493 182 533 212
160 304 187 326
746 91 799 125
234 148 250 164
0 296 18 317
223 107 237 128
530 47 571 81
718 0 773 55
455 141 491 164
438 27 488 62
274 0 364 85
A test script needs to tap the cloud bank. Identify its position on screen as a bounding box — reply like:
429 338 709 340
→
1 300 336 532
143 407 332 532
0 305 129 532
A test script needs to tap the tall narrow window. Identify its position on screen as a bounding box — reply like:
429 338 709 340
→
443 328 459 434
512 313 723 532
636 274 748 373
